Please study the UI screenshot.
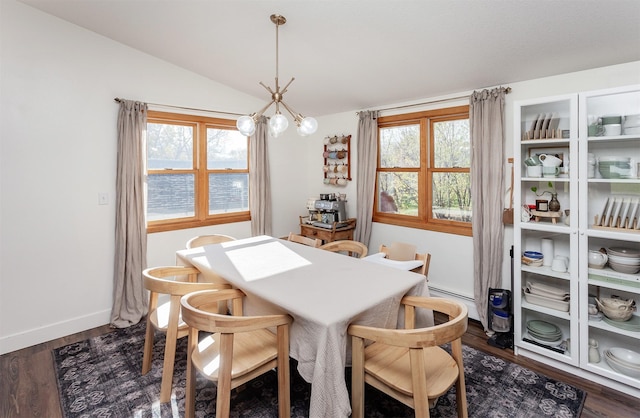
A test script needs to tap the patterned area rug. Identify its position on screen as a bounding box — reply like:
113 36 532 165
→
53 322 585 417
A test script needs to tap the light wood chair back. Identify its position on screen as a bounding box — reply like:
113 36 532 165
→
349 296 468 418
379 244 431 278
142 266 231 403
186 234 236 249
287 232 322 248
181 289 292 418
319 240 368 258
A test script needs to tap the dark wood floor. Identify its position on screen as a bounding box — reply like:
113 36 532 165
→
1 318 638 417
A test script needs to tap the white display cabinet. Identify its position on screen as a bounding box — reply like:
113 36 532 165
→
578 85 640 394
514 86 640 398
513 94 579 366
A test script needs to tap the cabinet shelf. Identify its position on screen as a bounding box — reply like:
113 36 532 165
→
522 265 572 280
584 362 640 388
519 222 571 233
588 272 640 290
589 318 640 340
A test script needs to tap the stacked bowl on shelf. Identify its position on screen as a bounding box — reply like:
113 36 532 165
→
522 251 543 267
597 156 632 179
606 247 640 274
604 347 640 378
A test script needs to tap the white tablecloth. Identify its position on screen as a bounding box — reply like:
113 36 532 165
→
176 235 432 418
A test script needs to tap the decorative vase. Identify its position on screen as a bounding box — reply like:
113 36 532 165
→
549 193 561 212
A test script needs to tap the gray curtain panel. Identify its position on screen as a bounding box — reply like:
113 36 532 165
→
470 88 507 331
110 99 148 328
354 110 379 247
249 116 272 236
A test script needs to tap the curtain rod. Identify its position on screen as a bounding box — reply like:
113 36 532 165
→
114 97 243 117
359 86 512 114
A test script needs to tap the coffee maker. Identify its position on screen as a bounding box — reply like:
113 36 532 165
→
306 194 348 228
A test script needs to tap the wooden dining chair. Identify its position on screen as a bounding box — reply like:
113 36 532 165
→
186 234 236 249
349 296 468 418
181 289 293 418
287 232 322 248
142 266 231 403
319 240 368 258
380 243 431 277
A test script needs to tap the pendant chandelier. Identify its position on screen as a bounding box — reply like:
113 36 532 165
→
236 14 318 138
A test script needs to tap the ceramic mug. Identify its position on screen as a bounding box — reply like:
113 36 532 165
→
542 166 559 177
551 257 567 273
527 165 542 177
524 156 540 166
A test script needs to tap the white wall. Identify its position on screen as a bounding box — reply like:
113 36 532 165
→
0 0 264 354
2 0 640 353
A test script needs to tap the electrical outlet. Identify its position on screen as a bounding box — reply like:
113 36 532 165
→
98 192 108 205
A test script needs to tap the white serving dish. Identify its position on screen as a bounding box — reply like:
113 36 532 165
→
609 347 640 367
524 288 569 311
526 281 569 300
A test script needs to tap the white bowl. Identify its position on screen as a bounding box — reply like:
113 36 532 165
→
609 347 640 367
608 247 640 258
605 353 640 372
608 262 640 274
598 156 630 163
607 254 640 265
605 353 640 378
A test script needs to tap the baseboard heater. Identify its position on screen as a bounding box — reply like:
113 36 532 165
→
428 286 479 321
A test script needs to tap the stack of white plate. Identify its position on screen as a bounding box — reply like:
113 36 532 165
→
604 347 640 378
606 247 640 274
526 319 563 346
623 114 640 135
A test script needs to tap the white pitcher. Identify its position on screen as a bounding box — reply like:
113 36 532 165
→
539 154 563 167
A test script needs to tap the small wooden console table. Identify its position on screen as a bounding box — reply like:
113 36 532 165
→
299 217 356 244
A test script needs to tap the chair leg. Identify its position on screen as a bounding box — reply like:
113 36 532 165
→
452 339 468 417
185 328 197 418
159 296 181 403
141 293 158 375
351 336 365 418
216 333 234 418
409 348 430 418
276 324 291 418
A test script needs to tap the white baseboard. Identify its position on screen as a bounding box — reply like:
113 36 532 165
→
0 309 111 355
429 287 480 321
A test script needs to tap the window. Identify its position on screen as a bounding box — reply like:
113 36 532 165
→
146 111 250 233
373 105 471 236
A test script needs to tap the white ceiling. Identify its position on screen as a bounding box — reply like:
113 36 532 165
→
20 0 640 116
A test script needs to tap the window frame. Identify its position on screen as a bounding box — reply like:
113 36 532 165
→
146 111 250 233
373 105 472 236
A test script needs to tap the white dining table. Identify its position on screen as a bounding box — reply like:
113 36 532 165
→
176 235 432 418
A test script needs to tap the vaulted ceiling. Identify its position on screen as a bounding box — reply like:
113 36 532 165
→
20 0 640 116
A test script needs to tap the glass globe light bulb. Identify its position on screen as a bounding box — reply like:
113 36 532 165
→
236 116 256 136
269 113 289 134
299 116 318 136
297 125 308 136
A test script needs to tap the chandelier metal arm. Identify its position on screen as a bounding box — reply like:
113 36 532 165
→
279 99 305 125
252 99 276 120
236 14 318 137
